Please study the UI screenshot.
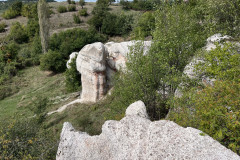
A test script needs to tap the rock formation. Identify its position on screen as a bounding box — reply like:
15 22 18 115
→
76 41 151 103
174 34 231 98
56 101 240 160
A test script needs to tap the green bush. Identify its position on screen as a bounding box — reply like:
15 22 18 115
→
79 8 88 16
26 19 40 39
79 0 85 8
133 11 155 39
40 50 66 73
73 13 81 24
2 9 19 19
21 3 38 19
169 80 240 154
0 116 58 159
197 43 240 81
0 22 7 33
57 5 67 13
2 1 22 19
49 28 107 59
68 4 76 12
8 22 28 44
65 57 81 92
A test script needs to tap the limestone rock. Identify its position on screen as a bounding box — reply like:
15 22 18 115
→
76 42 107 102
66 52 78 69
56 101 240 160
105 41 151 71
76 41 151 103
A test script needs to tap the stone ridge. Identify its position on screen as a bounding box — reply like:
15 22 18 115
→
56 101 240 160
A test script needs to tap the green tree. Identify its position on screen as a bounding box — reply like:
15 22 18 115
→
79 0 85 9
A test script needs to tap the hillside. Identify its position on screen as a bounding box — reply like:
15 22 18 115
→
0 0 239 159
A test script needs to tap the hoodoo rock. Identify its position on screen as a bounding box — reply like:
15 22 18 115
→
76 42 107 102
56 101 240 160
76 41 151 103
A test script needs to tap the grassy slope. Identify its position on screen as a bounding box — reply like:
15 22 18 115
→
0 66 125 137
0 66 67 121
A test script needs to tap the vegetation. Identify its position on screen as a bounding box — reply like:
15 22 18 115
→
169 43 240 154
0 0 240 157
38 0 50 54
79 0 85 9
73 13 81 24
68 4 76 12
79 8 88 16
65 57 81 92
0 22 7 33
57 5 67 13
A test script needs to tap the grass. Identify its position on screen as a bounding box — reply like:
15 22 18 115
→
0 66 67 122
0 65 126 137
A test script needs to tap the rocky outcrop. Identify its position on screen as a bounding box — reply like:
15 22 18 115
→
66 52 78 69
76 41 151 103
76 42 107 103
56 101 240 160
174 34 231 98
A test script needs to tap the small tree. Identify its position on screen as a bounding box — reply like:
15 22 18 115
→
79 0 85 9
38 0 50 54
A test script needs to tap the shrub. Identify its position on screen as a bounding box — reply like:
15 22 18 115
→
57 5 67 13
26 19 40 39
2 1 22 19
2 9 19 19
0 117 58 159
133 11 155 39
68 4 76 12
65 57 81 92
197 43 240 81
73 13 81 24
8 22 28 44
0 22 7 33
40 50 66 73
169 80 240 154
21 3 38 19
79 8 88 16
49 28 107 59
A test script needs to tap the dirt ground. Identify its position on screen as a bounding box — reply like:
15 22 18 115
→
0 2 141 41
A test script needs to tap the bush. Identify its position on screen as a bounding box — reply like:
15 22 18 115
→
40 50 66 73
8 22 28 44
49 28 107 59
68 4 76 12
73 14 81 24
57 5 67 13
21 3 38 19
0 22 7 33
26 19 40 39
2 1 22 19
133 11 155 39
2 9 19 19
65 57 81 92
197 43 240 81
169 80 240 154
79 8 88 16
0 117 58 159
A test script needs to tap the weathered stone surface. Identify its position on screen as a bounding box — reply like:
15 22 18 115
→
56 101 240 160
76 42 107 102
76 41 151 102
105 41 151 71
66 52 78 69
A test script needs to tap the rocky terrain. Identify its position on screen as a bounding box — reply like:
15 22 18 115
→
56 101 240 160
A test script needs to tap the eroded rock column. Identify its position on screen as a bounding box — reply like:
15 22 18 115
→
76 42 107 103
